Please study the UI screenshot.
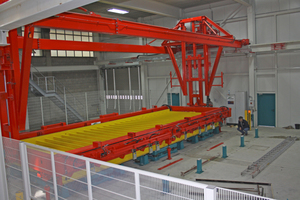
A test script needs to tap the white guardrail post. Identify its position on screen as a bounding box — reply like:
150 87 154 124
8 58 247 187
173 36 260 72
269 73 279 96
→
134 172 141 200
204 185 217 200
50 152 59 200
0 135 9 200
19 142 32 200
86 160 93 200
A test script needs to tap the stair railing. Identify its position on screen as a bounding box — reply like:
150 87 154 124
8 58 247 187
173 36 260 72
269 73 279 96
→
30 66 86 120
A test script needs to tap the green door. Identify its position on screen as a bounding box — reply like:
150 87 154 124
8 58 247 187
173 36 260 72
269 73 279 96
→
257 93 275 126
167 93 180 106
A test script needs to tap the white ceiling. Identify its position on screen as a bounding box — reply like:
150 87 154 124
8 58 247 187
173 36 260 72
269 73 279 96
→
74 0 226 20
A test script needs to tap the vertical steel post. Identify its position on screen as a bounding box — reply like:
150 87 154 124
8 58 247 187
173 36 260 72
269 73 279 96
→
138 66 141 109
113 68 116 109
132 90 135 112
105 69 108 108
117 90 120 114
128 68 132 110
103 90 107 114
19 142 31 200
85 160 93 200
19 25 34 131
255 128 259 138
0 132 9 200
240 136 245 147
50 152 58 200
196 158 203 174
85 92 88 121
167 147 172 160
44 185 50 200
64 87 68 125
45 77 48 92
204 185 216 200
40 97 44 126
222 145 228 158
134 172 141 200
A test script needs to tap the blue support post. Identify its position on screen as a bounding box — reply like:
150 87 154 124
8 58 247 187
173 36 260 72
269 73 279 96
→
255 128 259 138
136 155 149 166
222 145 228 158
196 158 203 174
177 141 184 150
240 136 245 147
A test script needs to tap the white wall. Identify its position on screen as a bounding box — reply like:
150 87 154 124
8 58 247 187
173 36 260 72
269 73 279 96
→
141 0 300 127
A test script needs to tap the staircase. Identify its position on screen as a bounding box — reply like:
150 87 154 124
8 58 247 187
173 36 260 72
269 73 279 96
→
30 67 85 124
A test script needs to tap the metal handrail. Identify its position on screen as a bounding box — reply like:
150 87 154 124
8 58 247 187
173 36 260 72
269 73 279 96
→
30 66 85 110
155 63 182 106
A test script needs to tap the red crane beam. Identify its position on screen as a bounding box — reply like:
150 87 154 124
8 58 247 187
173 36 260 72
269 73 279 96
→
33 12 247 48
9 37 168 54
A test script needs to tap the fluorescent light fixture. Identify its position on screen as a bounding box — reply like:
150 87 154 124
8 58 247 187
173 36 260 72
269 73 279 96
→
107 8 129 14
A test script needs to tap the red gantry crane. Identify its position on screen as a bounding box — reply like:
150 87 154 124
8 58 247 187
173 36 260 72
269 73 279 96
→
0 11 249 163
0 12 249 193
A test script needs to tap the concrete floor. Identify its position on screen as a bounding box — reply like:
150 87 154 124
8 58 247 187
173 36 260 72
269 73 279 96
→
124 126 300 200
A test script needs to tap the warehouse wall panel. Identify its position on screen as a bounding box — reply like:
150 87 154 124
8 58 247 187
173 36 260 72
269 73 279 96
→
277 71 291 127
41 70 98 93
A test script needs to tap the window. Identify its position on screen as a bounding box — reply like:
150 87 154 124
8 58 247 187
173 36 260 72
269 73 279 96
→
21 27 42 56
106 95 143 100
49 29 94 57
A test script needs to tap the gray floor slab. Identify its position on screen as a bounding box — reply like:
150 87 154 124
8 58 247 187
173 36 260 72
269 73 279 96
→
124 126 300 200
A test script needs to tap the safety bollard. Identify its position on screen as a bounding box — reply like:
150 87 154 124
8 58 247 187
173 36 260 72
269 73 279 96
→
240 136 245 147
255 128 259 138
222 145 228 158
167 147 172 160
44 185 50 200
196 158 203 174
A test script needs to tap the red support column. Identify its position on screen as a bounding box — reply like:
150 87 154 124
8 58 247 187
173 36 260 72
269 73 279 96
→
207 46 223 94
5 70 19 139
203 44 210 97
19 25 34 131
8 29 21 109
187 59 193 105
0 70 8 137
197 58 204 105
166 47 186 94
44 185 50 200
181 24 187 92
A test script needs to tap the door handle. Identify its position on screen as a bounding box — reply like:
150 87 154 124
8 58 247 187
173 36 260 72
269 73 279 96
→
272 109 275 112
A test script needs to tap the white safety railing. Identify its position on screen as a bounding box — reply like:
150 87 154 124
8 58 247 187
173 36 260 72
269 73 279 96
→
1 136 275 200
216 187 274 200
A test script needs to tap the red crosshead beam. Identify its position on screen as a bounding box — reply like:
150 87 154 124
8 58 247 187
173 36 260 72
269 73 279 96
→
67 106 231 162
32 12 248 48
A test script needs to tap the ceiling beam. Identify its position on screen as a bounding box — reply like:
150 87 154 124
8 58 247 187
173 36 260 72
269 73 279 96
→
0 0 98 30
99 0 181 18
233 0 251 7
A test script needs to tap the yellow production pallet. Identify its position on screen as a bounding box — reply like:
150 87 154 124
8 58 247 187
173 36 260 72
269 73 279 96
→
23 109 219 185
23 110 201 152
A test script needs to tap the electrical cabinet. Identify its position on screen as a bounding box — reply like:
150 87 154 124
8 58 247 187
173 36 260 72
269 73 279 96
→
226 91 247 124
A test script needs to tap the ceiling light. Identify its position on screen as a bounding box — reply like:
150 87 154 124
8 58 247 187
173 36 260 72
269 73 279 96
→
107 8 129 14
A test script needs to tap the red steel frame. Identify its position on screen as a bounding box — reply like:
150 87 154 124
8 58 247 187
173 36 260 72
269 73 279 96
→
0 12 250 186
0 11 249 140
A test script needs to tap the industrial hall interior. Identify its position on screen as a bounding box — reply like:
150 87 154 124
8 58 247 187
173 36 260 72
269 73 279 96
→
0 0 300 200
